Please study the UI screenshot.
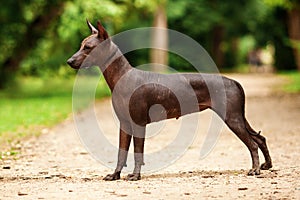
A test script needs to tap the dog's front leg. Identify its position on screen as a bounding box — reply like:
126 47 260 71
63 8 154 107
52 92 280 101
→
126 126 145 181
104 123 132 181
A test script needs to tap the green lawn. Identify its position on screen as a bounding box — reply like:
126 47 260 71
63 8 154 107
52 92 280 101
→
281 71 300 93
0 75 110 145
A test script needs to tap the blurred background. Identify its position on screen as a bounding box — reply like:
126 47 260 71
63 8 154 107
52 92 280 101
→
0 0 299 147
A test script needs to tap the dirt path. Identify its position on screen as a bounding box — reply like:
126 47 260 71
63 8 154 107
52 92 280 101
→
1 74 300 200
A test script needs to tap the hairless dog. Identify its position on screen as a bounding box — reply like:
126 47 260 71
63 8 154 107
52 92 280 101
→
67 20 272 181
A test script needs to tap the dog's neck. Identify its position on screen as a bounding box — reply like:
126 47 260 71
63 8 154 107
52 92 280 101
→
100 42 132 91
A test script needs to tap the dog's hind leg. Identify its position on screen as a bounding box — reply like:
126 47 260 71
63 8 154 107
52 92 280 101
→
244 120 272 170
217 79 263 175
250 133 272 170
224 114 261 175
104 122 132 181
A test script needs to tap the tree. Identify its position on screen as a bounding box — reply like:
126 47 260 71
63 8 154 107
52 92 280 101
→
150 1 168 72
1 0 298 89
286 2 300 71
0 0 64 88
0 0 128 88
167 0 268 69
264 0 300 71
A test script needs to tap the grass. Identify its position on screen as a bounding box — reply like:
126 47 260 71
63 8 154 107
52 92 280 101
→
280 71 300 93
0 75 110 146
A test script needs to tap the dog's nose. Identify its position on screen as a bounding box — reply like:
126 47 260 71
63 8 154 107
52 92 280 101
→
67 58 74 66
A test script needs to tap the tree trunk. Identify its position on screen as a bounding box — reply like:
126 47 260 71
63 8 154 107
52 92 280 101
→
225 37 239 68
211 25 224 69
287 6 300 71
150 3 168 73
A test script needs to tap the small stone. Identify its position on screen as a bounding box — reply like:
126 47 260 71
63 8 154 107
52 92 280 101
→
82 177 92 181
51 174 67 179
18 191 28 196
104 189 115 194
202 175 214 178
256 174 267 178
184 192 191 195
143 191 151 194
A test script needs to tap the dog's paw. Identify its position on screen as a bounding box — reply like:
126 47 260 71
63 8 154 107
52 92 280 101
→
247 168 260 176
260 162 272 170
126 173 141 181
103 172 121 181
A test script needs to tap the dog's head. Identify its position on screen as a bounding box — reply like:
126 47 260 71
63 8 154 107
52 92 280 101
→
67 20 110 69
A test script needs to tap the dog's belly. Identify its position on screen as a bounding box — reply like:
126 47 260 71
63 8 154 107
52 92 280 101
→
128 83 204 126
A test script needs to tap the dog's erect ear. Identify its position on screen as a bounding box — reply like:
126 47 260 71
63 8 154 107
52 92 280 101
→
97 20 109 40
87 19 98 34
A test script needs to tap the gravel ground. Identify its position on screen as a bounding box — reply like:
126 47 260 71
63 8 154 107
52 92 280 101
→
1 73 300 200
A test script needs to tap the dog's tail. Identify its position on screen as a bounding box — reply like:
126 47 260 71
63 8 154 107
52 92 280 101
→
245 119 261 136
234 80 261 136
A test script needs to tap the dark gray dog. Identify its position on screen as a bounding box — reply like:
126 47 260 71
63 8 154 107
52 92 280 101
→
67 20 272 181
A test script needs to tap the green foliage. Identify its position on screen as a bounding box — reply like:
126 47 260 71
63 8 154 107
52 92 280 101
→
1 0 299 87
167 0 272 69
263 0 293 9
0 0 64 88
168 52 195 72
0 0 57 62
16 0 159 78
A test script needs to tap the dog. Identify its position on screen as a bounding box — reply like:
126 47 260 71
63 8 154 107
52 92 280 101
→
67 20 272 181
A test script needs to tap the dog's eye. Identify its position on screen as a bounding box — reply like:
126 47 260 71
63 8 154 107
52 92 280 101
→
83 45 92 50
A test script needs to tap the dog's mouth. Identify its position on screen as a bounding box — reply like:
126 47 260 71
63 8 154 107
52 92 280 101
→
67 58 83 70
70 64 81 70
